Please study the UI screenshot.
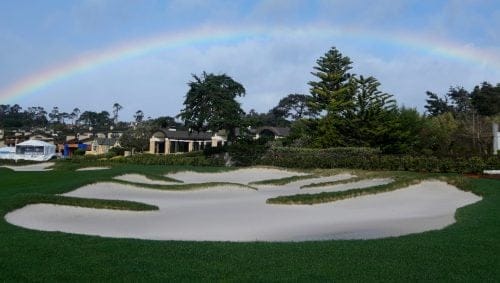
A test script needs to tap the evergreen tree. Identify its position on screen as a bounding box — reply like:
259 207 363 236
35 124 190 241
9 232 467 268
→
349 76 397 147
424 91 451 116
471 82 500 116
308 47 353 113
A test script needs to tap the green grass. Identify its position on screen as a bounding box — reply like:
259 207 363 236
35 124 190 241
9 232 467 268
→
300 176 363 189
141 173 184 183
112 179 258 191
248 174 317 185
268 174 419 205
12 193 159 211
0 163 499 281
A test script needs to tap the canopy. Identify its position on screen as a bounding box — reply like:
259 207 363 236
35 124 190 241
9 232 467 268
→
13 140 56 161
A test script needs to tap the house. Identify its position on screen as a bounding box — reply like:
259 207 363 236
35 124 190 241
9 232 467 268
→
58 130 123 156
86 137 120 155
252 126 290 140
149 129 226 154
58 138 91 158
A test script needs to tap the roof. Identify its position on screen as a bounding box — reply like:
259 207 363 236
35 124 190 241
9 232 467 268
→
93 138 119 145
256 127 290 137
0 147 15 153
16 139 56 147
155 129 213 141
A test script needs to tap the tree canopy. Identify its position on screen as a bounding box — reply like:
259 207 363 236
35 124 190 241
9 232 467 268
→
178 72 245 140
271 94 317 121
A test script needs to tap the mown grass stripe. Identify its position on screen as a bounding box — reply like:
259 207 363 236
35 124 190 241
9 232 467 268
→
267 176 424 205
111 179 258 191
11 193 158 211
300 176 363 189
248 174 318 185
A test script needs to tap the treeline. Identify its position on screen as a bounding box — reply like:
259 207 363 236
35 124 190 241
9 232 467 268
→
238 47 500 156
2 46 500 157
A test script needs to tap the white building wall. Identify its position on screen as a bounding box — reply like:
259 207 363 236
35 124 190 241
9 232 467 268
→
493 123 499 155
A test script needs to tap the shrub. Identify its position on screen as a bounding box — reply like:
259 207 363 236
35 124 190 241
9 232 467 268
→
257 147 500 173
73 149 86 156
227 137 271 166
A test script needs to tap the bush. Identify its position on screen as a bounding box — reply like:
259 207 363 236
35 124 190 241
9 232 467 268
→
73 149 86 156
227 137 271 166
108 146 126 156
257 147 500 173
57 151 225 167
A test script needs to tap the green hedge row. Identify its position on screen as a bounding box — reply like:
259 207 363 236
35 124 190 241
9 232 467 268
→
0 159 41 166
60 152 224 167
258 147 500 173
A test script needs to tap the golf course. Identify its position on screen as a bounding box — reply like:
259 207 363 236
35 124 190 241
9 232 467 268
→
1 162 499 281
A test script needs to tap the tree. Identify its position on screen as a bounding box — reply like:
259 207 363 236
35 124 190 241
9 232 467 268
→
425 83 497 154
178 72 246 140
419 112 459 155
382 107 425 154
271 94 317 121
112 103 123 124
447 86 472 114
49 106 59 124
71 108 80 125
60 112 70 125
243 109 289 128
119 123 151 153
307 47 356 147
348 76 397 146
134 110 144 123
308 47 353 113
424 91 450 116
77 111 112 129
150 116 182 129
471 82 500 117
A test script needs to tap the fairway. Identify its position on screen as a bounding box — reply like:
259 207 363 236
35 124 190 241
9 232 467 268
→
0 164 499 281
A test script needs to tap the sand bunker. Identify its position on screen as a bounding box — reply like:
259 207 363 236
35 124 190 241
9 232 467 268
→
166 167 308 184
1 162 54 171
5 168 481 242
114 174 179 185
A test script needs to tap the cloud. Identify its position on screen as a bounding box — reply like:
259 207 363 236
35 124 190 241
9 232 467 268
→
3 1 500 121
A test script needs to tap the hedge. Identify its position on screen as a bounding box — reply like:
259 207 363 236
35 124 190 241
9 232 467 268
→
258 147 500 173
59 152 224 167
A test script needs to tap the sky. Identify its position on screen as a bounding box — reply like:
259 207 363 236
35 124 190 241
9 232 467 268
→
0 0 499 121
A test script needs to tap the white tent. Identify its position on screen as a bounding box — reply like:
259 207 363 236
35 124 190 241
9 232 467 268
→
0 146 16 160
13 140 56 161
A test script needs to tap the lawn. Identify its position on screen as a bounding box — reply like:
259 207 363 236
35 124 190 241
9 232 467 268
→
0 163 499 281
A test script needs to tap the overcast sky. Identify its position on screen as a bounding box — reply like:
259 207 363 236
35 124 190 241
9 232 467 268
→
1 0 499 121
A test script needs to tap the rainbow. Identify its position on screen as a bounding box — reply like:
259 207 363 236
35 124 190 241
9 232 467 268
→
1 25 499 104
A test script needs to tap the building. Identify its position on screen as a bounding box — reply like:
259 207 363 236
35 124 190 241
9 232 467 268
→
86 137 120 155
252 126 290 140
494 123 500 155
0 139 56 161
149 129 226 154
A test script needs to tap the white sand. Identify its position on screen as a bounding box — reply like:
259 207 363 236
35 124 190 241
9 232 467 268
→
114 174 179 185
5 168 481 242
1 162 54 171
76 167 110 171
166 167 308 184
